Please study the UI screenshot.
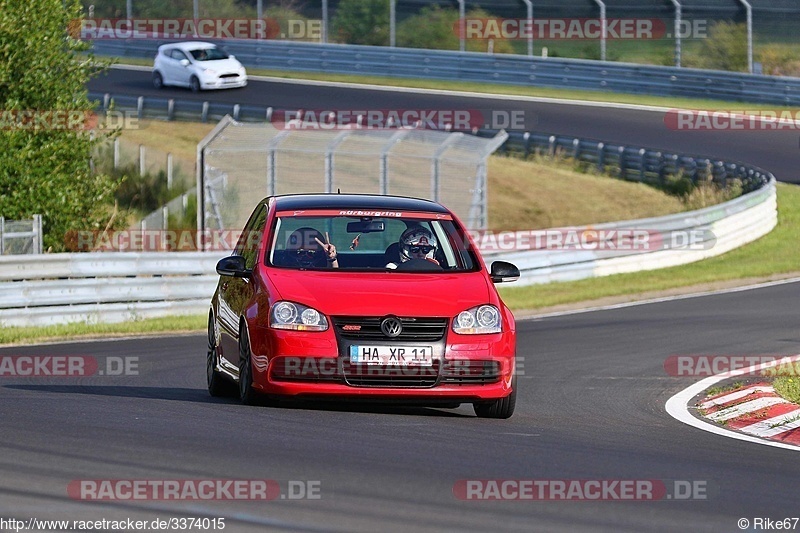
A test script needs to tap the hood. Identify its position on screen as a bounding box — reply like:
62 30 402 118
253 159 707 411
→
266 269 492 318
199 58 242 72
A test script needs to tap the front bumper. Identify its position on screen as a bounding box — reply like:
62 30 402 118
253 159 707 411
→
249 328 516 401
200 74 247 89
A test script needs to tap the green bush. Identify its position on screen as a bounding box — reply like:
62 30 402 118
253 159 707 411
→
685 21 748 72
332 0 389 46
397 6 515 54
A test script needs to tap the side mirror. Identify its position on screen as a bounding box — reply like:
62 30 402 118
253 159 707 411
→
229 54 236 60
216 255 250 278
490 261 520 283
180 58 190 67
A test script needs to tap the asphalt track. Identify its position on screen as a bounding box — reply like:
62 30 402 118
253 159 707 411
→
89 67 800 184
1 69 796 531
2 282 800 532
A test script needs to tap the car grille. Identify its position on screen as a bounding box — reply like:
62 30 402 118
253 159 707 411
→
219 73 240 78
270 357 342 383
333 316 448 341
440 360 500 385
341 360 440 388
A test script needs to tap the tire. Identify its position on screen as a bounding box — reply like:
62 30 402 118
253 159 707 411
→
473 379 516 419
238 325 259 405
152 71 164 89
190 76 201 93
207 317 234 397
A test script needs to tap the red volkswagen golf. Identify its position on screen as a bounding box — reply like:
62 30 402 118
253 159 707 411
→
208 194 520 418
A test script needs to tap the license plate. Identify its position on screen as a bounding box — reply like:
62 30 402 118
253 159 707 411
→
349 345 433 366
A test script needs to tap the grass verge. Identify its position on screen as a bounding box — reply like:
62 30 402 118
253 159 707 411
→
109 58 800 113
774 377 800 405
0 315 206 346
499 183 800 311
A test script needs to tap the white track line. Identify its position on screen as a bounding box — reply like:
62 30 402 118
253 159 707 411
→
706 397 786 422
740 410 800 438
699 386 775 410
665 354 800 452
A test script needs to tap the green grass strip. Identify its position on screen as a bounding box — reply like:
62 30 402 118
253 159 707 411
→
0 315 206 346
499 183 800 310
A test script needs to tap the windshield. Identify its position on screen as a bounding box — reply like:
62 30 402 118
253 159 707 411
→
267 211 479 272
189 48 229 61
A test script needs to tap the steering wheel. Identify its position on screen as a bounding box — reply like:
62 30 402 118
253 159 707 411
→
395 258 443 271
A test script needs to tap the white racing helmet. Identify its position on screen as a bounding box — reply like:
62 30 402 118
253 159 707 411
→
399 227 437 263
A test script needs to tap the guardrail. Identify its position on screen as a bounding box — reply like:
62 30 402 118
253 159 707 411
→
91 92 773 197
93 39 800 105
0 176 777 326
483 177 777 286
0 252 223 327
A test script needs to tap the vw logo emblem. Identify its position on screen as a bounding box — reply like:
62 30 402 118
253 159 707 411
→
380 317 403 338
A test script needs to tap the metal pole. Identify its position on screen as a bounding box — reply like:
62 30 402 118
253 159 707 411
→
458 0 465 52
193 0 199 21
322 0 328 44
739 0 753 73
257 0 262 21
35 214 42 254
594 0 606 61
126 0 132 19
390 0 396 47
197 143 203 236
0 217 4 255
671 0 682 67
113 137 119 169
521 0 533 57
167 153 173 189
139 144 145 177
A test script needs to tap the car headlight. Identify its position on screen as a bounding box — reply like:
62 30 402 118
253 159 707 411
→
270 301 328 331
453 305 501 334
203 68 217 76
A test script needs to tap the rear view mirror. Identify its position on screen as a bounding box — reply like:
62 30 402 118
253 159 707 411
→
490 261 520 283
180 59 190 67
346 219 385 233
216 255 250 278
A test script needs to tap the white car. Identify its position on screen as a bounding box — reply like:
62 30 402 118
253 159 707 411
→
153 41 247 92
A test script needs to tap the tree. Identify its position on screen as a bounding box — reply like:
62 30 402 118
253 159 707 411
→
397 6 515 54
686 21 748 72
333 0 389 46
0 0 116 251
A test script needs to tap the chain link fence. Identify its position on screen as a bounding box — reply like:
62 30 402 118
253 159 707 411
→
0 215 43 255
198 118 508 232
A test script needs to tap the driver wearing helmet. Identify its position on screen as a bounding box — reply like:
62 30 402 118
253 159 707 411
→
282 227 338 268
386 227 439 269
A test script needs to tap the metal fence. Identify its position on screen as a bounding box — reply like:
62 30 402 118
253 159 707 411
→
85 1 800 69
92 39 800 105
197 117 508 232
139 190 196 232
487 129 771 194
0 215 43 255
90 92 773 218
